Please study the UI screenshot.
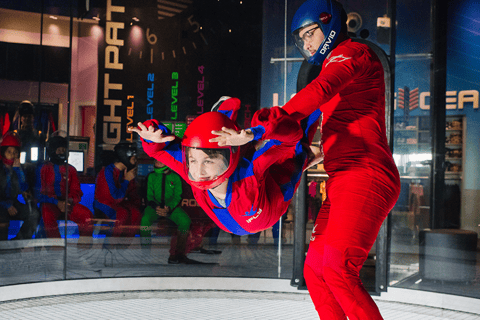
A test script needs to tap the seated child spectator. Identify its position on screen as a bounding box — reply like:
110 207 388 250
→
0 132 39 241
36 133 93 240
94 142 141 238
141 159 203 264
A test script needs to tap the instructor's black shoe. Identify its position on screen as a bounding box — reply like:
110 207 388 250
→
168 255 204 264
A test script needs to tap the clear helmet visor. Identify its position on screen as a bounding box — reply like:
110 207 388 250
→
293 23 323 62
185 147 230 183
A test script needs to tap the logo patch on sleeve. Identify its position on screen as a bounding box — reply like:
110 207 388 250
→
325 54 352 68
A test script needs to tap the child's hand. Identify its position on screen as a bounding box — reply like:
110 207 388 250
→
7 206 18 217
128 122 175 144
124 167 137 181
57 200 67 213
210 127 254 146
22 191 33 200
156 206 170 217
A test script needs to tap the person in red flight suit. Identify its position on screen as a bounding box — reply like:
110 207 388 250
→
37 134 93 240
281 0 401 319
94 142 142 238
130 96 322 237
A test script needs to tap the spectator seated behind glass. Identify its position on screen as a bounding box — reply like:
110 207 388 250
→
0 132 39 241
141 159 205 264
36 132 93 242
93 142 142 239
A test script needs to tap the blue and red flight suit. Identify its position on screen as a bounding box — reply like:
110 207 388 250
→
94 163 142 237
140 105 321 236
37 162 93 238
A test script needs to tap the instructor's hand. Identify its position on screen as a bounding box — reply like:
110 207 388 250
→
210 127 254 146
129 122 175 144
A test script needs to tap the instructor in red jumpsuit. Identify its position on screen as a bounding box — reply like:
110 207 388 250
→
283 0 400 319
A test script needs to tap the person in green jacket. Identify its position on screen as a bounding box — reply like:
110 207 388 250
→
141 159 201 264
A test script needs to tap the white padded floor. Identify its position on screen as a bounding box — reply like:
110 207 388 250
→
0 291 479 320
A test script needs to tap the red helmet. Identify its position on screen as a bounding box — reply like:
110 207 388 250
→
0 132 21 148
182 111 242 190
0 132 21 165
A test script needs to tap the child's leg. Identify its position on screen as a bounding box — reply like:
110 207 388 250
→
140 206 158 241
13 201 40 240
0 208 10 241
299 109 322 145
112 205 129 237
42 203 62 238
211 96 241 122
185 222 215 254
298 109 323 170
69 204 94 237
168 207 191 256
124 202 142 237
265 108 322 202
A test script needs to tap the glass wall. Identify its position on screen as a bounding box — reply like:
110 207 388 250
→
389 0 480 299
0 0 479 302
0 0 295 287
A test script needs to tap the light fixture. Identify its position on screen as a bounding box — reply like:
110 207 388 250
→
93 14 100 21
49 15 58 20
132 17 140 22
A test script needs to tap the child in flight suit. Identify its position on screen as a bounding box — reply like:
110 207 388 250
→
37 135 93 240
94 142 142 238
0 133 39 241
130 97 322 236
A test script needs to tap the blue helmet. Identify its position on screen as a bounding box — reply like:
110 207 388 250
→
291 0 344 66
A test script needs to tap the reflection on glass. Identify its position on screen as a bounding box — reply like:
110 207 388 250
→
30 147 38 161
20 151 26 164
68 151 84 173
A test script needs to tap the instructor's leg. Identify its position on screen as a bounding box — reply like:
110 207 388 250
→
320 173 395 320
304 198 347 320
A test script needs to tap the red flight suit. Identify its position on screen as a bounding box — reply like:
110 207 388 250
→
94 163 142 237
37 162 93 238
283 38 401 320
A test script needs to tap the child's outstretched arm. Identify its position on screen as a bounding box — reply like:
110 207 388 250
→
129 120 185 179
128 122 175 144
209 127 254 146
